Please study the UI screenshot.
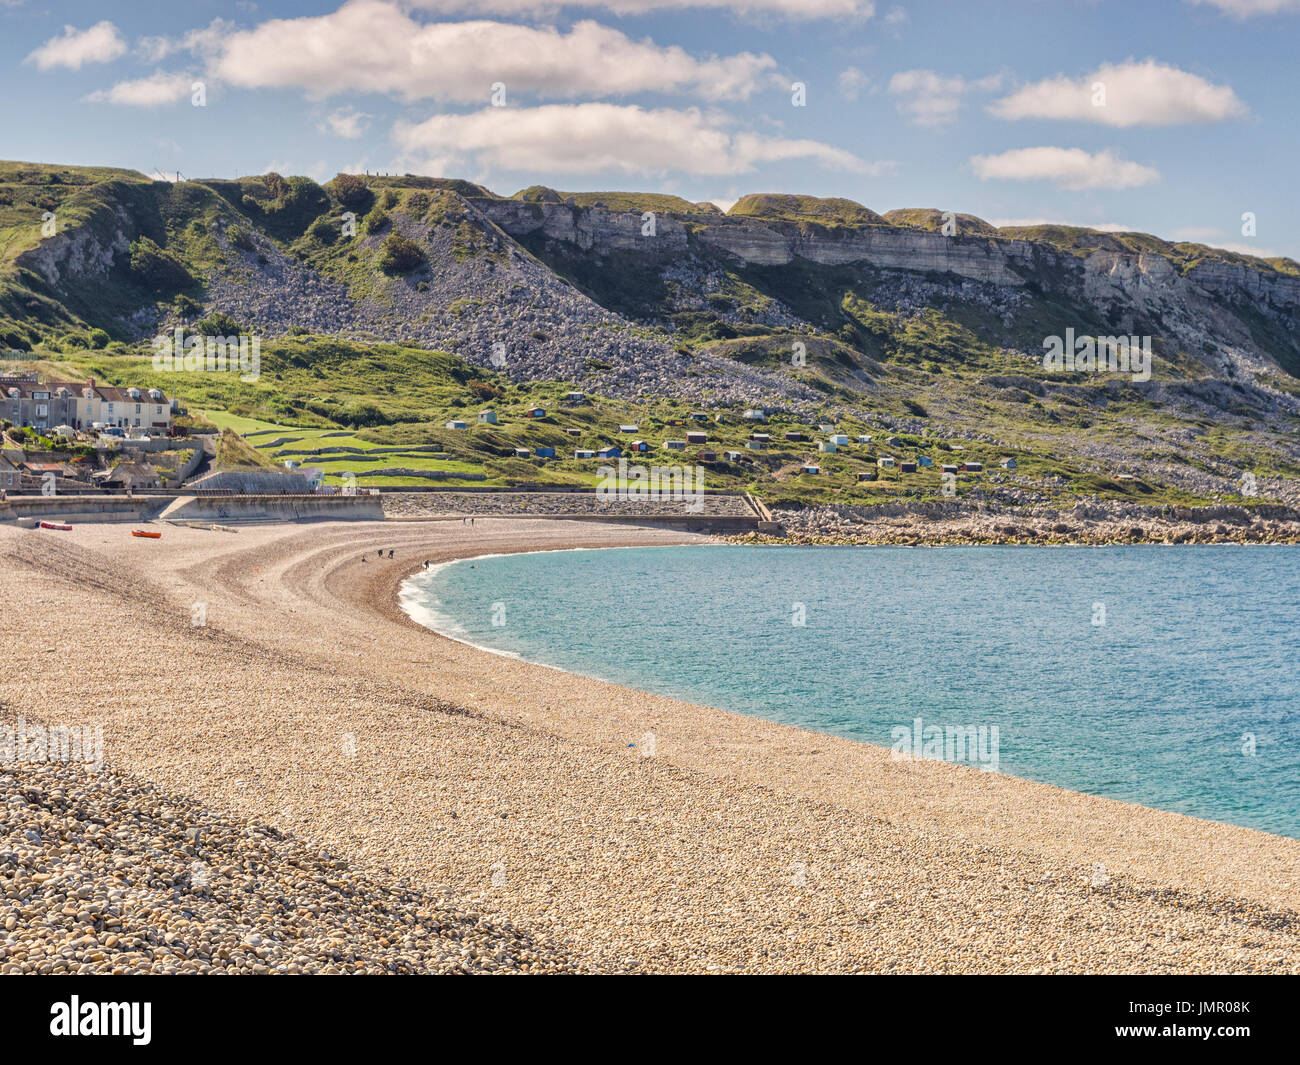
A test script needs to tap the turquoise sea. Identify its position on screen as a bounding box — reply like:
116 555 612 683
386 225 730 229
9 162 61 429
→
402 545 1300 838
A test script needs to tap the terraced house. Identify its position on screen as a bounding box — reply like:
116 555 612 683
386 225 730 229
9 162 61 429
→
1 374 172 432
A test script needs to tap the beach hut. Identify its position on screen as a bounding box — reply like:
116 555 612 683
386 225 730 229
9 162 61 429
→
886 436 902 447
799 464 821 475
818 440 837 454
574 449 596 459
745 439 765 451
784 431 808 442
513 447 531 458
899 461 918 473
749 432 771 443
563 391 586 403
878 456 896 469
697 450 717 462
829 434 849 447
857 434 873 444
724 450 744 462
445 420 468 430
596 446 622 459
534 446 555 459
961 461 983 472
563 427 582 437
685 431 707 445
1000 457 1018 470
689 411 708 423
940 464 959 474
817 423 835 433
524 407 546 419
478 409 498 425
618 424 639 433
856 471 876 482
663 439 686 451
917 455 933 467
743 409 766 422
630 439 651 453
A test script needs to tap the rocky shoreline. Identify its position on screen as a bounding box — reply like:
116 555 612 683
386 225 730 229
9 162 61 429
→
749 501 1300 546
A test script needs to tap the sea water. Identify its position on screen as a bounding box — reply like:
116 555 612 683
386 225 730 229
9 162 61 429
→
404 544 1300 838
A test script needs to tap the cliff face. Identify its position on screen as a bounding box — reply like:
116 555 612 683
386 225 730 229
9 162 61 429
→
471 195 1300 379
477 196 1300 312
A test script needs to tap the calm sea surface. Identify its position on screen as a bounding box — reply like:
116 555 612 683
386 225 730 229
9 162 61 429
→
402 544 1300 838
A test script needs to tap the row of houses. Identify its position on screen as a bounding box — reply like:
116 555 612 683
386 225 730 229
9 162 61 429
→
2 374 174 432
0 450 162 492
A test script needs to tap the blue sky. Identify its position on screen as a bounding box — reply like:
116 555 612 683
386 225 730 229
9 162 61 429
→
2 0 1297 258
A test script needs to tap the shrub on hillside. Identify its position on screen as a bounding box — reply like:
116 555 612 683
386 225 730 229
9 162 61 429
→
128 237 194 295
194 312 242 336
227 225 254 251
363 207 390 235
328 173 372 209
378 232 425 274
263 172 289 200
406 191 431 214
306 215 340 245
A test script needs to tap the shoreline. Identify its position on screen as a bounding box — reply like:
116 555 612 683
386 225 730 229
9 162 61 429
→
3 517 1298 973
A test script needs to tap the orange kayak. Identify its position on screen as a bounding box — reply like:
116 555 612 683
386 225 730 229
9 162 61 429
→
38 521 72 531
131 530 162 539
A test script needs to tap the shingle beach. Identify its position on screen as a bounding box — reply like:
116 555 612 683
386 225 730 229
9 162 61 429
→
2 518 1297 974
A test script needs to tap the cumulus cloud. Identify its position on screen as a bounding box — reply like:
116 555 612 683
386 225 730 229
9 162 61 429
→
138 19 236 63
320 107 372 139
85 72 194 107
210 2 776 102
989 59 1247 127
393 103 885 177
26 21 126 70
407 0 873 15
837 66 870 101
969 147 1160 191
888 69 1002 127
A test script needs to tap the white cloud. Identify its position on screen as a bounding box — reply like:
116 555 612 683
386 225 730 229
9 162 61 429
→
1185 0 1300 14
837 66 870 101
989 59 1247 127
888 69 1002 127
86 72 193 107
1172 225 1226 241
26 21 126 70
970 147 1159 191
393 103 885 177
320 107 371 139
882 4 908 24
211 2 776 102
138 19 236 63
407 0 873 15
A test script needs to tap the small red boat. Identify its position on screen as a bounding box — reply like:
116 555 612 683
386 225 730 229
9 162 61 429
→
131 530 162 539
38 521 72 531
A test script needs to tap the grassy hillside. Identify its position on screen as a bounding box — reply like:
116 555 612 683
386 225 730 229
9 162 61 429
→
2 161 1297 509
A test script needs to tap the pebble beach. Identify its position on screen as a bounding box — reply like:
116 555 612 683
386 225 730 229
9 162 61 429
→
2 517 1298 974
